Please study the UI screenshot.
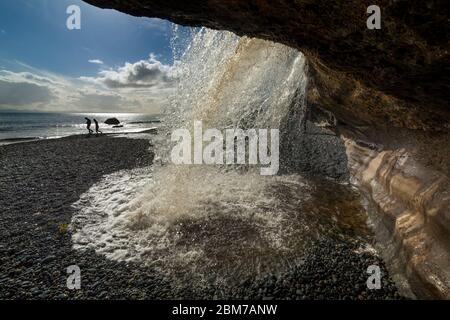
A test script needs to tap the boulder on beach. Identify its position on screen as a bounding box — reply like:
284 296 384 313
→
105 118 120 125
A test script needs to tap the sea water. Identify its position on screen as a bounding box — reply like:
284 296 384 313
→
0 112 161 143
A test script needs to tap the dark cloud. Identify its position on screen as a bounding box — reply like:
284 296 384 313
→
0 80 53 106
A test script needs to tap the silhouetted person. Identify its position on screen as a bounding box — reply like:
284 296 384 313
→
85 117 93 134
93 119 102 135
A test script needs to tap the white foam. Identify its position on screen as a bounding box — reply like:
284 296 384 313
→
71 29 313 277
71 163 311 268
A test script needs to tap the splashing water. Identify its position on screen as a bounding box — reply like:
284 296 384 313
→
166 28 307 131
71 29 372 292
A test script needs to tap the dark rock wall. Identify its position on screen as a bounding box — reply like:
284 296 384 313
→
85 0 449 125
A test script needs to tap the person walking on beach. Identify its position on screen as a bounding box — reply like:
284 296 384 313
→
85 117 93 135
93 119 102 135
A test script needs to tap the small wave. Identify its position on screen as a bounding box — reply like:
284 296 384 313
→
0 136 44 145
0 124 83 131
128 120 161 124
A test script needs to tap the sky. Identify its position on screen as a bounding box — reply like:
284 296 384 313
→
0 0 185 113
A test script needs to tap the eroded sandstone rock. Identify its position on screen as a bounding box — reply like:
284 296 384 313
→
345 139 450 298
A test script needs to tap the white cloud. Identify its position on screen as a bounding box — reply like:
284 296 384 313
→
0 54 176 113
0 70 59 86
88 59 104 65
81 54 176 89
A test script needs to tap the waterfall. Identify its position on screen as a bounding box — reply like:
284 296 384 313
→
67 27 406 300
70 29 357 285
166 28 308 134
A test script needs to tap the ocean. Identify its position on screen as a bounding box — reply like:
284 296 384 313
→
0 112 161 143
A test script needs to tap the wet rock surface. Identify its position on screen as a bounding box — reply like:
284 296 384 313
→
0 136 401 299
280 121 349 181
0 136 155 299
239 239 400 300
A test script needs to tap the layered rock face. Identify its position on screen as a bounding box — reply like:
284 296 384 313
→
83 0 449 298
345 140 450 299
307 59 450 299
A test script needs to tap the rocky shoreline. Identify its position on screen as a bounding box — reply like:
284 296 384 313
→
0 135 401 299
0 135 156 299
